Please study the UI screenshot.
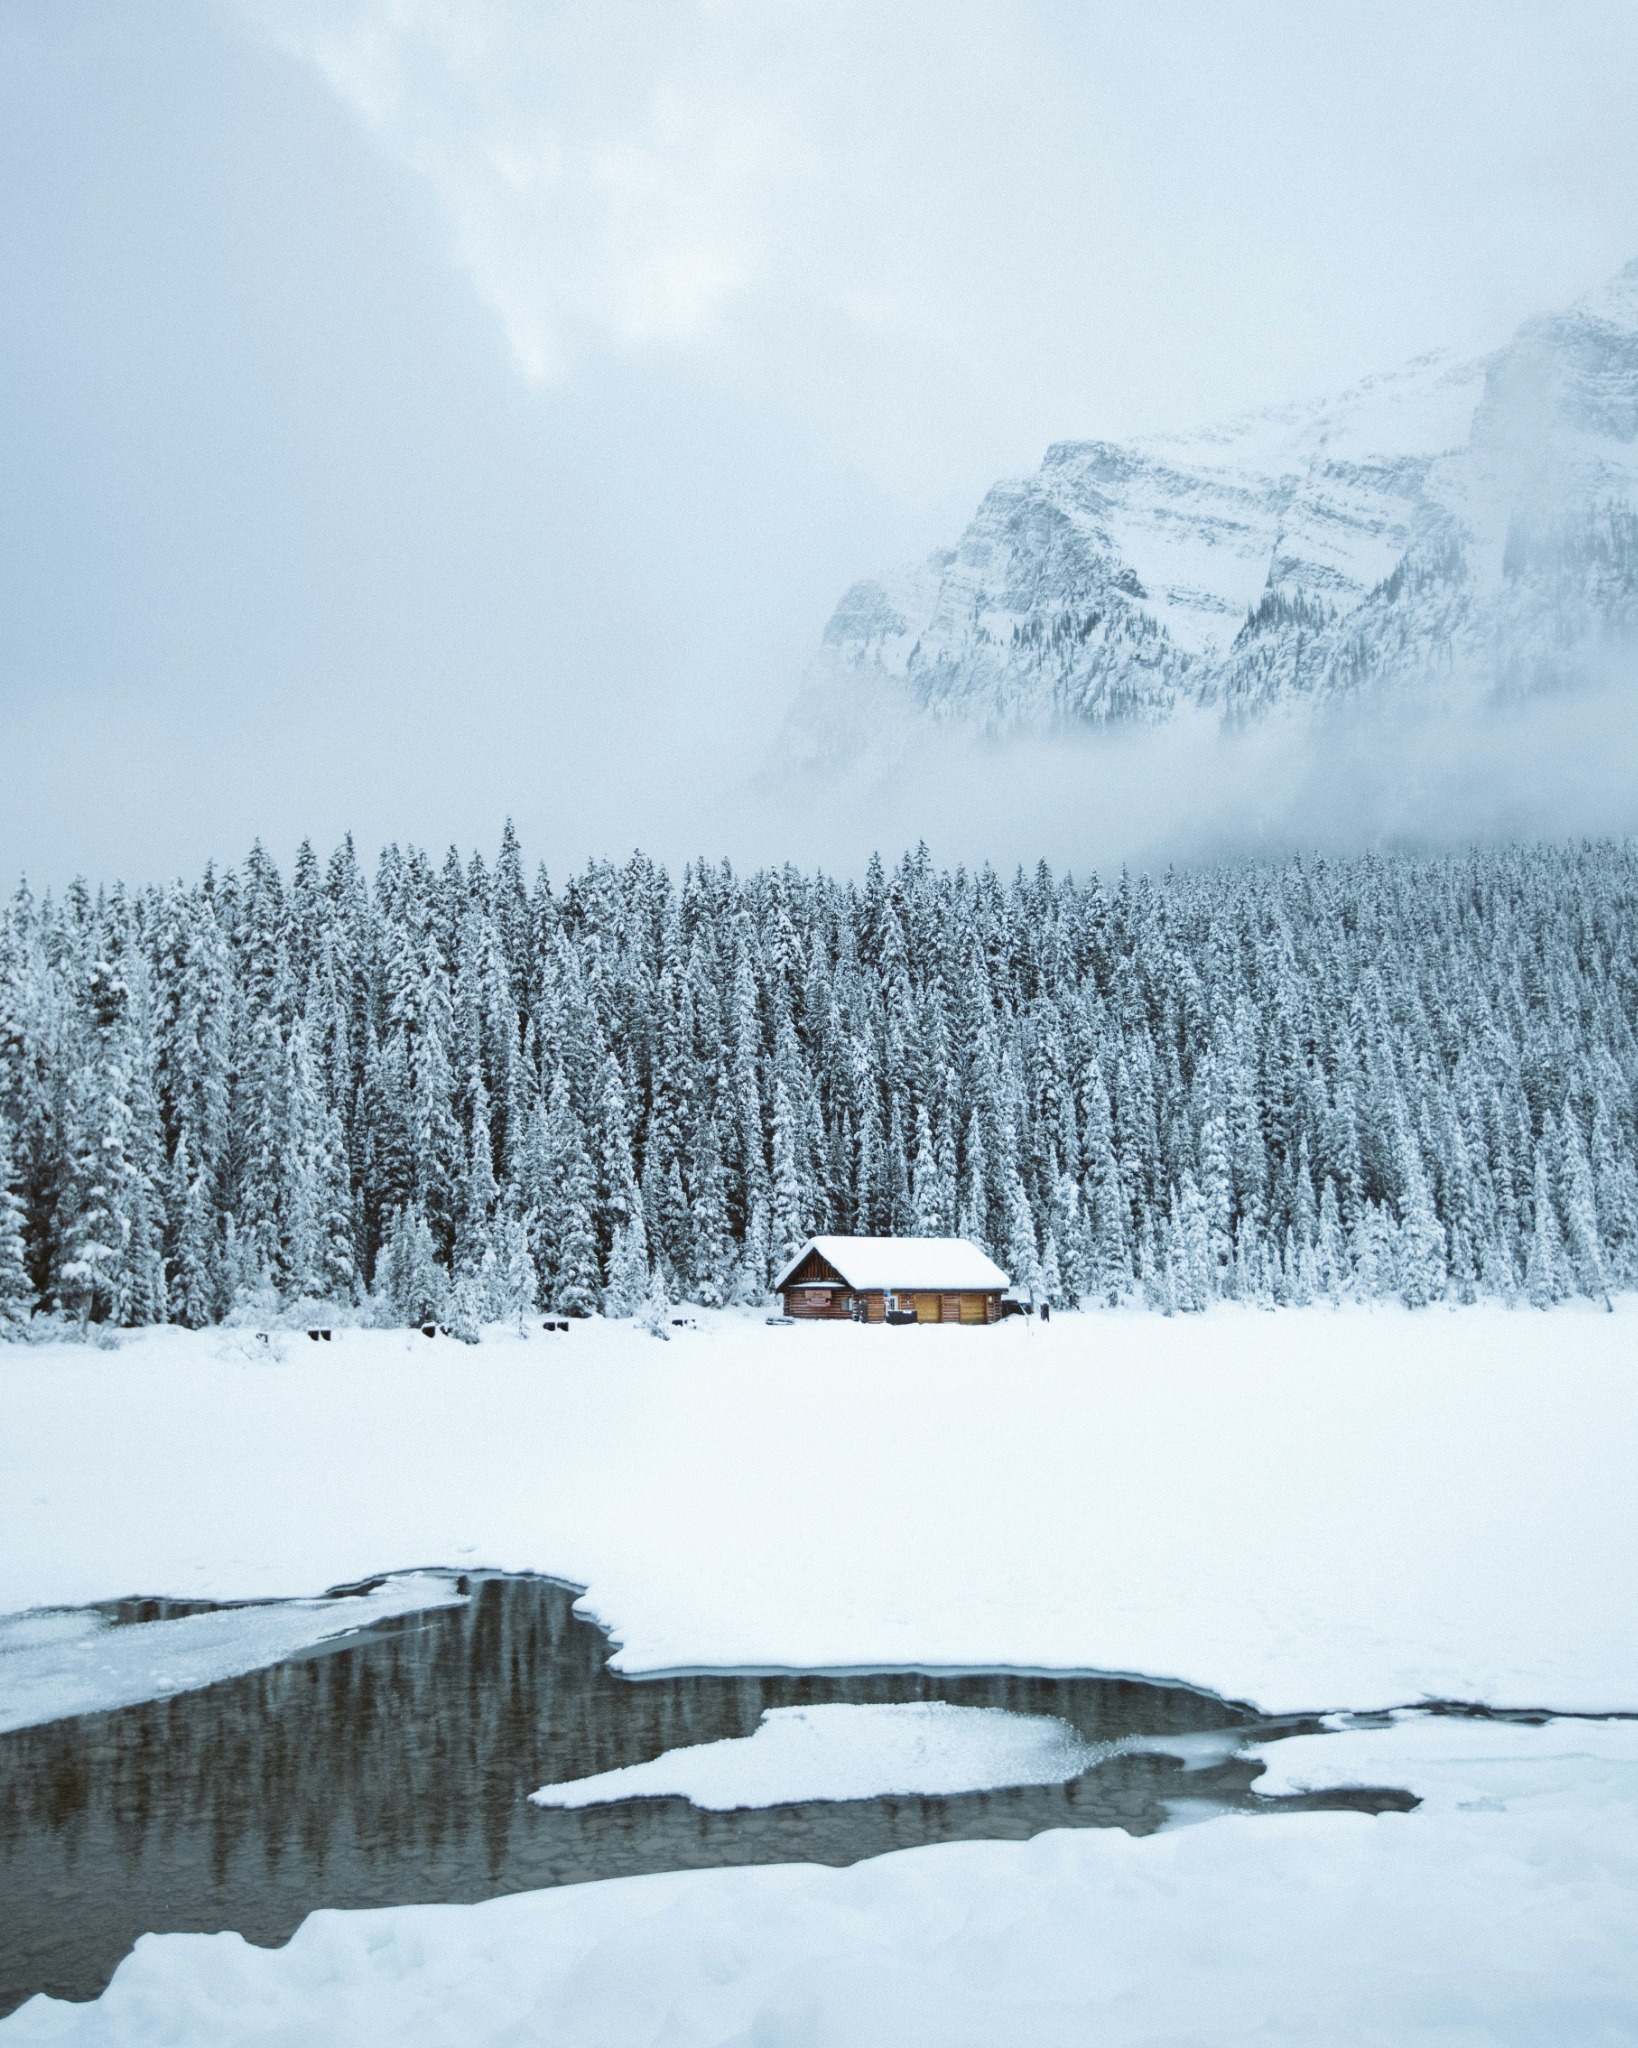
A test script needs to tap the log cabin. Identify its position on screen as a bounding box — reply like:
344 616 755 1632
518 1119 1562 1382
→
772 1236 1010 1324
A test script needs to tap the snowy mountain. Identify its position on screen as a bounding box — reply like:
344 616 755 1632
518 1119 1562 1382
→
800 260 1638 741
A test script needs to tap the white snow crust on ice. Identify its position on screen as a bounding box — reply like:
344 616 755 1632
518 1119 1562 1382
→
0 1573 466 1734
1249 1707 1638 1807
2 1301 1636 1717
531 1701 1106 1811
7 1713 1635 2047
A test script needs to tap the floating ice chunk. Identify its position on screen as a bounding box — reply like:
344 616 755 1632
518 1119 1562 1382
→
531 1699 1111 1811
0 1572 467 1733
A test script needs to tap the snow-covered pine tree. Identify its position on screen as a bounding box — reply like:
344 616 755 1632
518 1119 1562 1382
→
168 1130 220 1327
1 834 1634 1326
604 1207 651 1318
540 1071 600 1318
1048 1168 1088 1307
455 1064 499 1277
593 1053 641 1270
910 1102 944 1236
1394 1119 1447 1309
450 1209 536 1338
958 1109 989 1252
733 1190 771 1305
686 1114 733 1307
1590 1098 1638 1287
1170 1173 1211 1312
768 1074 810 1270
376 1206 447 1328
639 1262 672 1339
1525 1137 1569 1309
0 1111 33 1333
1557 1108 1611 1310
1315 1177 1347 1303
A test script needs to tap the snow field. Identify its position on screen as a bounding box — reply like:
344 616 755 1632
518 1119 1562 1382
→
3 1300 1636 1718
7 1713 1636 2047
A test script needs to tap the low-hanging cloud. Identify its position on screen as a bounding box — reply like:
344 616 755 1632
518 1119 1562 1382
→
8 4 1638 888
739 666 1638 880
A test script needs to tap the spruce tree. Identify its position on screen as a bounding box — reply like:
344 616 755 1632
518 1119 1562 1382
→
544 1074 601 1318
1557 1111 1611 1310
769 1075 810 1268
910 1103 944 1236
605 1206 651 1318
1524 1140 1568 1309
456 1065 499 1276
169 1130 220 1328
734 1191 771 1304
639 1262 672 1339
0 1114 33 1334
686 1115 733 1307
376 1206 447 1327
1590 1100 1638 1287
0 834 1633 1328
1394 1121 1447 1309
1315 1177 1347 1303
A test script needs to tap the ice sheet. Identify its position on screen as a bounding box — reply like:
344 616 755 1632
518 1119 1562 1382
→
0 1573 466 1733
531 1701 1108 1810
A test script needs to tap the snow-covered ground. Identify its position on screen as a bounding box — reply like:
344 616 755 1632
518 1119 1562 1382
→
3 1304 1636 2043
7 1711 1635 2046
3 1303 1634 1718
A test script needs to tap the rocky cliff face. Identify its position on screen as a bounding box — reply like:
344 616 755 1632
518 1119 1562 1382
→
801 261 1638 743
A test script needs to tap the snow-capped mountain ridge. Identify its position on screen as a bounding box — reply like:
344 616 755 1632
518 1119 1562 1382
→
802 260 1638 739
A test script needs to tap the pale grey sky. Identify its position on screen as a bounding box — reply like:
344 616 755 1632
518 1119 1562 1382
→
3 0 1637 881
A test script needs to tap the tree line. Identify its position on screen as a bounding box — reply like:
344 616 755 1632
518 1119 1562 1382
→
1 831 1634 1334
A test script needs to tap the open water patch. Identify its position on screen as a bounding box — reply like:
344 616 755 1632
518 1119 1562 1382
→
0 1573 1414 2016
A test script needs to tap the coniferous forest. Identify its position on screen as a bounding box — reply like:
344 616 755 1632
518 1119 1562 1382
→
1 831 1635 1335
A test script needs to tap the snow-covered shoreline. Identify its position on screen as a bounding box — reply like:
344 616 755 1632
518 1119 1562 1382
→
4 1301 1634 1719
4 1304 1636 2044
7 1711 1635 2046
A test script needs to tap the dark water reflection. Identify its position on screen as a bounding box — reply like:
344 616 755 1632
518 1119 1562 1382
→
0 1575 1410 2015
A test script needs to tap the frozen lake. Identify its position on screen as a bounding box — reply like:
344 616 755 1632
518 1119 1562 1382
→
0 1573 1413 2015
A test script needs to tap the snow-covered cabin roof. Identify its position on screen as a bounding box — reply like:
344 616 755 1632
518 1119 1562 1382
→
773 1237 1010 1293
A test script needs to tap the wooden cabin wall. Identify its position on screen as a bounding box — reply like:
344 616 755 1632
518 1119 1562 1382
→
778 1277 1003 1324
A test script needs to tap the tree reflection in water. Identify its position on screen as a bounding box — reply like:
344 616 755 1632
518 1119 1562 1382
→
0 1574 1400 2015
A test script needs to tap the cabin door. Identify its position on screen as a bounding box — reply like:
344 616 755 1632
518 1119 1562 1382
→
912 1292 941 1323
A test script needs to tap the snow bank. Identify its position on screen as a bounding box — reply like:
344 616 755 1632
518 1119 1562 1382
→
531 1701 1107 1811
0 1573 465 1734
2 1302 1636 1715
7 1715 1635 2046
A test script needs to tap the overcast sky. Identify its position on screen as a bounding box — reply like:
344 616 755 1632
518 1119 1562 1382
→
3 0 1638 884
